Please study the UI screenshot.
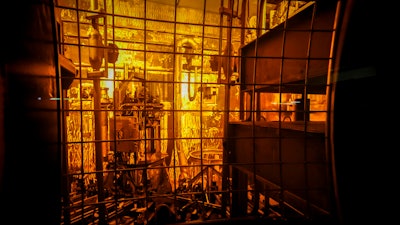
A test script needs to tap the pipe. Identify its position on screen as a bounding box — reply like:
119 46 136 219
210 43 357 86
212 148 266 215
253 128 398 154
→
174 38 198 182
88 1 107 224
90 0 99 11
88 20 104 71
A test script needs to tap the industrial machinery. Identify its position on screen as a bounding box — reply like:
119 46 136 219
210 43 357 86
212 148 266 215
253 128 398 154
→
59 1 228 224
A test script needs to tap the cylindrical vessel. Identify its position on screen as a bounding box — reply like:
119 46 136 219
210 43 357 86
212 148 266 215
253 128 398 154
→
88 25 104 70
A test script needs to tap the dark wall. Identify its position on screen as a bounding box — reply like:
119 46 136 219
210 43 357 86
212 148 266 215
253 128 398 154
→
0 1 61 224
330 0 377 224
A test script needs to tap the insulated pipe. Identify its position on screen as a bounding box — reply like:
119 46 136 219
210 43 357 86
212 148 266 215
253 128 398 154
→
174 38 198 182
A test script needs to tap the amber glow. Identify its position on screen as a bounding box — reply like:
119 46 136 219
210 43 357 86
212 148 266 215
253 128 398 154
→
58 0 329 224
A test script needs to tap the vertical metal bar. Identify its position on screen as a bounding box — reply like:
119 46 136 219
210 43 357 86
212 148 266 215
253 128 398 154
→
277 0 290 216
221 0 231 217
93 1 108 223
52 0 72 222
200 0 207 199
302 1 318 217
93 77 107 224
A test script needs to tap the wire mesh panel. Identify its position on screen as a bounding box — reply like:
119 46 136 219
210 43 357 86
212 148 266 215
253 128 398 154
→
229 0 337 222
54 0 339 224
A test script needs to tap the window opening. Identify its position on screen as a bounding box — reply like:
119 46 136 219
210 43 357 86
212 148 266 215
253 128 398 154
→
56 0 336 224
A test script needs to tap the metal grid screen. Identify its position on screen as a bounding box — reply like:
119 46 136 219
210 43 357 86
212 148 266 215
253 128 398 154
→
54 0 338 224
